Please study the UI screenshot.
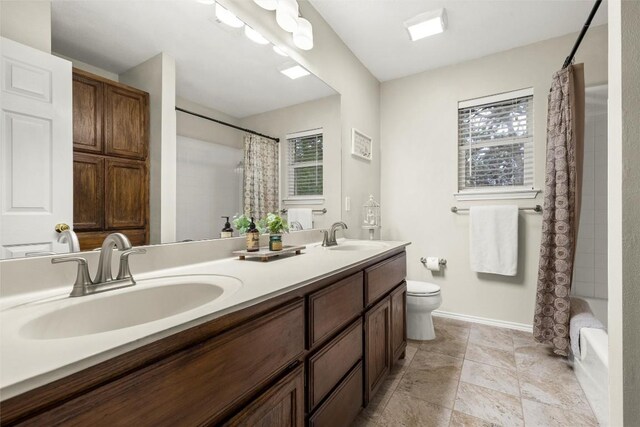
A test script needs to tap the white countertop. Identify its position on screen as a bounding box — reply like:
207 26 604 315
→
0 239 409 401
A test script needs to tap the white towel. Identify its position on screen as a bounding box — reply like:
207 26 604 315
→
469 205 519 276
287 208 313 230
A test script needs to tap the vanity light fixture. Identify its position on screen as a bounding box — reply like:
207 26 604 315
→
244 25 269 44
215 2 244 28
273 45 289 56
253 0 278 11
293 17 313 50
279 64 310 79
404 8 447 41
276 0 299 33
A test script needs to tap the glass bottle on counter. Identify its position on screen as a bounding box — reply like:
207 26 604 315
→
246 217 260 252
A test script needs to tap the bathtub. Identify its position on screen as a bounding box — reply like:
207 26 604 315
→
573 298 608 426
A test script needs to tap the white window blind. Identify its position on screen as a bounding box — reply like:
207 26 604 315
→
287 129 323 197
458 90 534 192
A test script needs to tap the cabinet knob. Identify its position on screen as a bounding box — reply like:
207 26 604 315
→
55 223 70 233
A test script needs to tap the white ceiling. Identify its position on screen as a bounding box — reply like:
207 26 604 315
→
51 1 336 118
309 0 608 82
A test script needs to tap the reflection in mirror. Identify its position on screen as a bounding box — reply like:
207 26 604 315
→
0 0 341 259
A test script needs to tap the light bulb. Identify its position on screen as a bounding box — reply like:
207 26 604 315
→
293 17 313 50
276 0 299 33
253 0 278 11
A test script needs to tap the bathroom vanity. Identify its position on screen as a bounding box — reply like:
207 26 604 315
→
0 240 408 426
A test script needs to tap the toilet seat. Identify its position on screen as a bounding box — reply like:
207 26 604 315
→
407 280 440 296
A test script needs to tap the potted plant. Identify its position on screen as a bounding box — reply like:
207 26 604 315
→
264 213 288 251
232 214 251 235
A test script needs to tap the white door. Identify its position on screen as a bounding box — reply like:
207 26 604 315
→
0 37 73 259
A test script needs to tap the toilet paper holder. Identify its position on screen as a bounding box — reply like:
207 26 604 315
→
420 257 447 266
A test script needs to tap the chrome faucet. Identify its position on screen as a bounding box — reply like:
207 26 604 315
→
52 233 146 297
57 229 81 253
321 222 348 247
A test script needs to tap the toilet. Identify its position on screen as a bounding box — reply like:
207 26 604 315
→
406 280 442 340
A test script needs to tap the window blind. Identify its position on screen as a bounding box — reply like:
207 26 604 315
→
287 130 323 197
458 93 534 191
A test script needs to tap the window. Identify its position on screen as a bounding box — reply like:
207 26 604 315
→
287 129 323 198
457 89 536 199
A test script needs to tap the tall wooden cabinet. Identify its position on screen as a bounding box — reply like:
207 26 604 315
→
72 69 149 250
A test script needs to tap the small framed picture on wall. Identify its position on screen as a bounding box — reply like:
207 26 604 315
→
351 128 372 161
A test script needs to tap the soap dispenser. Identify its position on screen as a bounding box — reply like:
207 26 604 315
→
220 216 233 238
246 217 260 252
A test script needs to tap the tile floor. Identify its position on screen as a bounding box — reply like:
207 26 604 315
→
353 317 598 427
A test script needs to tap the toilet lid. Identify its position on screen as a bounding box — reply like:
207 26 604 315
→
407 280 440 296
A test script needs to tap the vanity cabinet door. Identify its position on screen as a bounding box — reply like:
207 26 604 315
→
72 72 103 153
104 85 148 160
73 153 104 231
390 282 407 362
224 365 304 427
105 158 147 230
364 296 391 405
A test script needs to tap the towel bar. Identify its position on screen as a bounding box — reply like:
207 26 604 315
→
280 208 327 215
450 205 542 213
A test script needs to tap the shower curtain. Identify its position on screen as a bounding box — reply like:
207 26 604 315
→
243 134 279 220
533 64 585 357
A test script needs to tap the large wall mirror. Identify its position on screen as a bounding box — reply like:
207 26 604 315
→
0 0 341 259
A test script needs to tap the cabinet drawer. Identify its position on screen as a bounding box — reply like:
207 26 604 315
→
308 272 363 348
224 365 304 427
364 253 406 306
308 362 363 427
308 318 362 410
22 300 305 426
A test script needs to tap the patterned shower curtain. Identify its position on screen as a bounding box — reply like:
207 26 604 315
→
243 134 279 220
533 64 585 356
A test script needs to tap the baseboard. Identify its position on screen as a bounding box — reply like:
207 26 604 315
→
433 310 533 332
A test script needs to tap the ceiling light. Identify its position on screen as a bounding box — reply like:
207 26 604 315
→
280 65 310 79
273 45 288 56
215 2 244 28
276 0 299 33
404 8 447 41
253 0 278 11
293 17 313 50
244 25 269 44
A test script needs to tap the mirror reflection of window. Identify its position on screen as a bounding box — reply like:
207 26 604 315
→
287 129 324 198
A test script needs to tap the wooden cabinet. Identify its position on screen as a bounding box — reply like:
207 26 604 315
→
2 251 407 427
364 252 406 306
225 365 304 427
73 153 104 231
364 297 391 404
104 85 147 160
72 73 103 153
72 69 149 249
390 282 408 362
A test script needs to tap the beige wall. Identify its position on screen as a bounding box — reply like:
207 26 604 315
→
0 0 51 53
608 0 640 424
221 0 381 239
53 52 119 82
241 95 341 230
176 97 243 150
120 53 177 244
380 26 607 326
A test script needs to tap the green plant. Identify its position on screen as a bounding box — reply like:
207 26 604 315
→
264 213 289 235
232 214 251 234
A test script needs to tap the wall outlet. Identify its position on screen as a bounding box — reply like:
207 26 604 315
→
345 196 351 211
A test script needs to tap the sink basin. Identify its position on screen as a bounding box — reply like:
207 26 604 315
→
328 241 390 251
20 275 242 340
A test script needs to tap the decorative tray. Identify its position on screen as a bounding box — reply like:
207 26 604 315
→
232 245 306 262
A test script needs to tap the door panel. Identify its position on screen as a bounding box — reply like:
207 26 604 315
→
0 37 72 259
72 73 102 153
73 153 104 230
364 296 391 404
390 282 407 362
105 158 146 229
104 85 147 159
